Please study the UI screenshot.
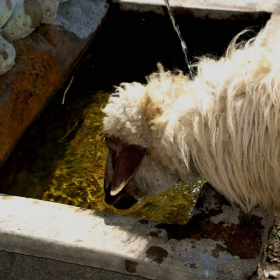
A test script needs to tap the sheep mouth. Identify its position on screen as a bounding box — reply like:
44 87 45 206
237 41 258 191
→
104 183 138 209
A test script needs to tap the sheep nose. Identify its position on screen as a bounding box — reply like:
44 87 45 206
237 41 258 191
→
103 182 115 204
103 181 137 209
104 180 111 192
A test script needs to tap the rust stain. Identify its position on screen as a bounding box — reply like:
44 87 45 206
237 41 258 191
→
39 27 59 48
75 208 87 213
6 0 12 11
32 200 40 205
23 0 42 29
0 47 60 164
75 239 83 243
155 183 264 259
127 250 136 254
149 230 161 238
156 211 263 260
0 22 88 166
146 246 168 263
1 195 13 200
0 50 8 60
191 242 196 249
211 244 227 258
138 219 149 225
125 260 138 273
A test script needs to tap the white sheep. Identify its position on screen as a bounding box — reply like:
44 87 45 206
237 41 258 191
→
102 16 280 213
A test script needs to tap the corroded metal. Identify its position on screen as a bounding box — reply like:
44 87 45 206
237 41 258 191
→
0 0 108 165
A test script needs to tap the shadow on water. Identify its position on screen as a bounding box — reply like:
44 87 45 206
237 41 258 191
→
0 4 270 224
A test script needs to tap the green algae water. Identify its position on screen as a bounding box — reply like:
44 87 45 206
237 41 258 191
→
0 89 202 224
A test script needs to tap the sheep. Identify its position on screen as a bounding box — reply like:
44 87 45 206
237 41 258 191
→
102 16 280 213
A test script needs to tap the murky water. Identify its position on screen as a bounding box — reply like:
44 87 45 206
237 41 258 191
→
2 90 202 224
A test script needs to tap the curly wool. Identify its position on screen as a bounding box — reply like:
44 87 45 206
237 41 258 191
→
103 16 280 213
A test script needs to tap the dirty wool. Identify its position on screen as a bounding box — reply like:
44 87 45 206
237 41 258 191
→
103 16 280 213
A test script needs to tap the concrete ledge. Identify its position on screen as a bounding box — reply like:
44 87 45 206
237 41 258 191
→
111 0 278 22
0 184 274 279
112 0 280 15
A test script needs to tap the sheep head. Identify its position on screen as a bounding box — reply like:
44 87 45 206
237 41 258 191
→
103 134 182 209
102 69 195 209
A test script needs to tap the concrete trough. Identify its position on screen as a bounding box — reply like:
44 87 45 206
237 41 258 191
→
0 184 274 279
0 0 279 279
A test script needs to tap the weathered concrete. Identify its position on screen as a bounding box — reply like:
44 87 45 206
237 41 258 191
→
0 0 108 166
112 0 280 16
53 0 109 39
0 184 274 279
0 250 148 280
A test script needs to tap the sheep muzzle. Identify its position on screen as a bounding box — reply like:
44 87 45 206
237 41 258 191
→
103 136 146 209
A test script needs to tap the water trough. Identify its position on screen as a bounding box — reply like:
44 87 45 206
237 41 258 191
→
0 0 279 279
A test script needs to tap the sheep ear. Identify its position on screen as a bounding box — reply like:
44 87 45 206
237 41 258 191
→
111 145 145 196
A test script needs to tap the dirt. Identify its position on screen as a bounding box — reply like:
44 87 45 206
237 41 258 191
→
257 214 280 279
